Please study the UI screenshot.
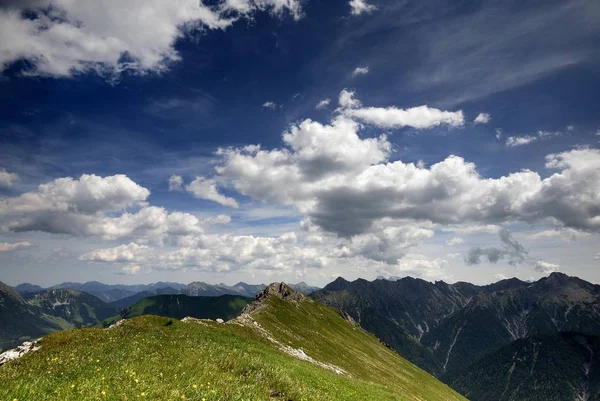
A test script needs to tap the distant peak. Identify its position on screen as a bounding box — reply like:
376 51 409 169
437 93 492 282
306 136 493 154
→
242 282 306 314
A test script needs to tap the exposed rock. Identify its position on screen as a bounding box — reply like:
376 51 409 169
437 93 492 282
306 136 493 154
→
233 313 348 376
216 318 224 324
242 282 308 315
0 340 40 366
106 318 127 329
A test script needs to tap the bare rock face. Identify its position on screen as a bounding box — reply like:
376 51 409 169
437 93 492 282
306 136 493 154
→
242 282 307 314
0 340 40 366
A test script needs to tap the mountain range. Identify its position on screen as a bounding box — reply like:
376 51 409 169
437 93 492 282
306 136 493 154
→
14 280 320 303
313 272 600 379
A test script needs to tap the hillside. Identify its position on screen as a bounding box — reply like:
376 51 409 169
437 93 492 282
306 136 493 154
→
115 293 253 322
108 287 181 310
0 282 118 351
314 272 600 375
0 283 466 401
28 289 116 326
0 282 67 351
443 332 600 401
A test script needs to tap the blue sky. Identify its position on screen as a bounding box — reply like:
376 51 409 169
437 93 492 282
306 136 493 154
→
0 0 599 287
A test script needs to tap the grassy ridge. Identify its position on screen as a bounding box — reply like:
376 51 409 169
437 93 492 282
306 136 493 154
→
255 297 466 401
1 316 405 400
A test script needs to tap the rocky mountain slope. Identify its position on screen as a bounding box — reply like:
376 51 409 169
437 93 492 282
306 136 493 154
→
0 283 466 401
313 272 600 376
0 282 117 351
0 282 66 351
28 289 116 326
443 332 600 401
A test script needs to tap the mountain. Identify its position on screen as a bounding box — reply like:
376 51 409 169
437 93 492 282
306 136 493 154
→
314 272 600 376
47 281 186 302
0 283 466 401
114 293 253 322
108 287 180 310
0 282 67 351
288 281 320 294
13 283 44 297
443 332 600 401
28 289 116 326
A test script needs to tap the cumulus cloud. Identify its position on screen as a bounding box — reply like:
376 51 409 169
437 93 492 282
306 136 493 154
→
81 242 149 263
315 98 331 109
0 0 302 78
0 241 32 253
0 174 232 241
465 229 528 266
474 113 490 124
352 66 369 76
185 177 239 208
338 89 361 109
349 0 377 16
168 175 184 191
339 90 465 129
211 108 600 237
0 169 18 188
533 260 560 274
0 174 149 216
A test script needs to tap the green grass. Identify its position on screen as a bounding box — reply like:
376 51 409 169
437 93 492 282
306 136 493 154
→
1 296 467 401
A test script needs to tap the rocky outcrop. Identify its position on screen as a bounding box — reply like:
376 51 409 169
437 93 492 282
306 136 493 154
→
0 340 40 366
242 282 308 315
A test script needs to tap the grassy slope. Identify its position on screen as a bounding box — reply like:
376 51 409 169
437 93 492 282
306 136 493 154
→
1 297 466 401
254 297 466 401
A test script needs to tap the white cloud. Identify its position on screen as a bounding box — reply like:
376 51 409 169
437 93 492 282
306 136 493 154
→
262 101 279 109
495 128 503 140
349 0 377 16
210 108 600 237
378 258 451 281
168 175 184 191
445 237 464 246
0 174 149 216
340 90 464 129
0 241 32 253
0 0 302 78
121 264 141 275
595 253 600 260
338 89 361 109
0 174 231 241
185 176 239 208
315 98 331 109
493 273 508 281
533 260 560 274
506 135 537 147
0 169 18 188
351 66 369 76
81 242 149 263
506 130 561 147
473 113 491 124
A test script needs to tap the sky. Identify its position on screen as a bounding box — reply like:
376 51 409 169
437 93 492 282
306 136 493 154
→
0 0 599 287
